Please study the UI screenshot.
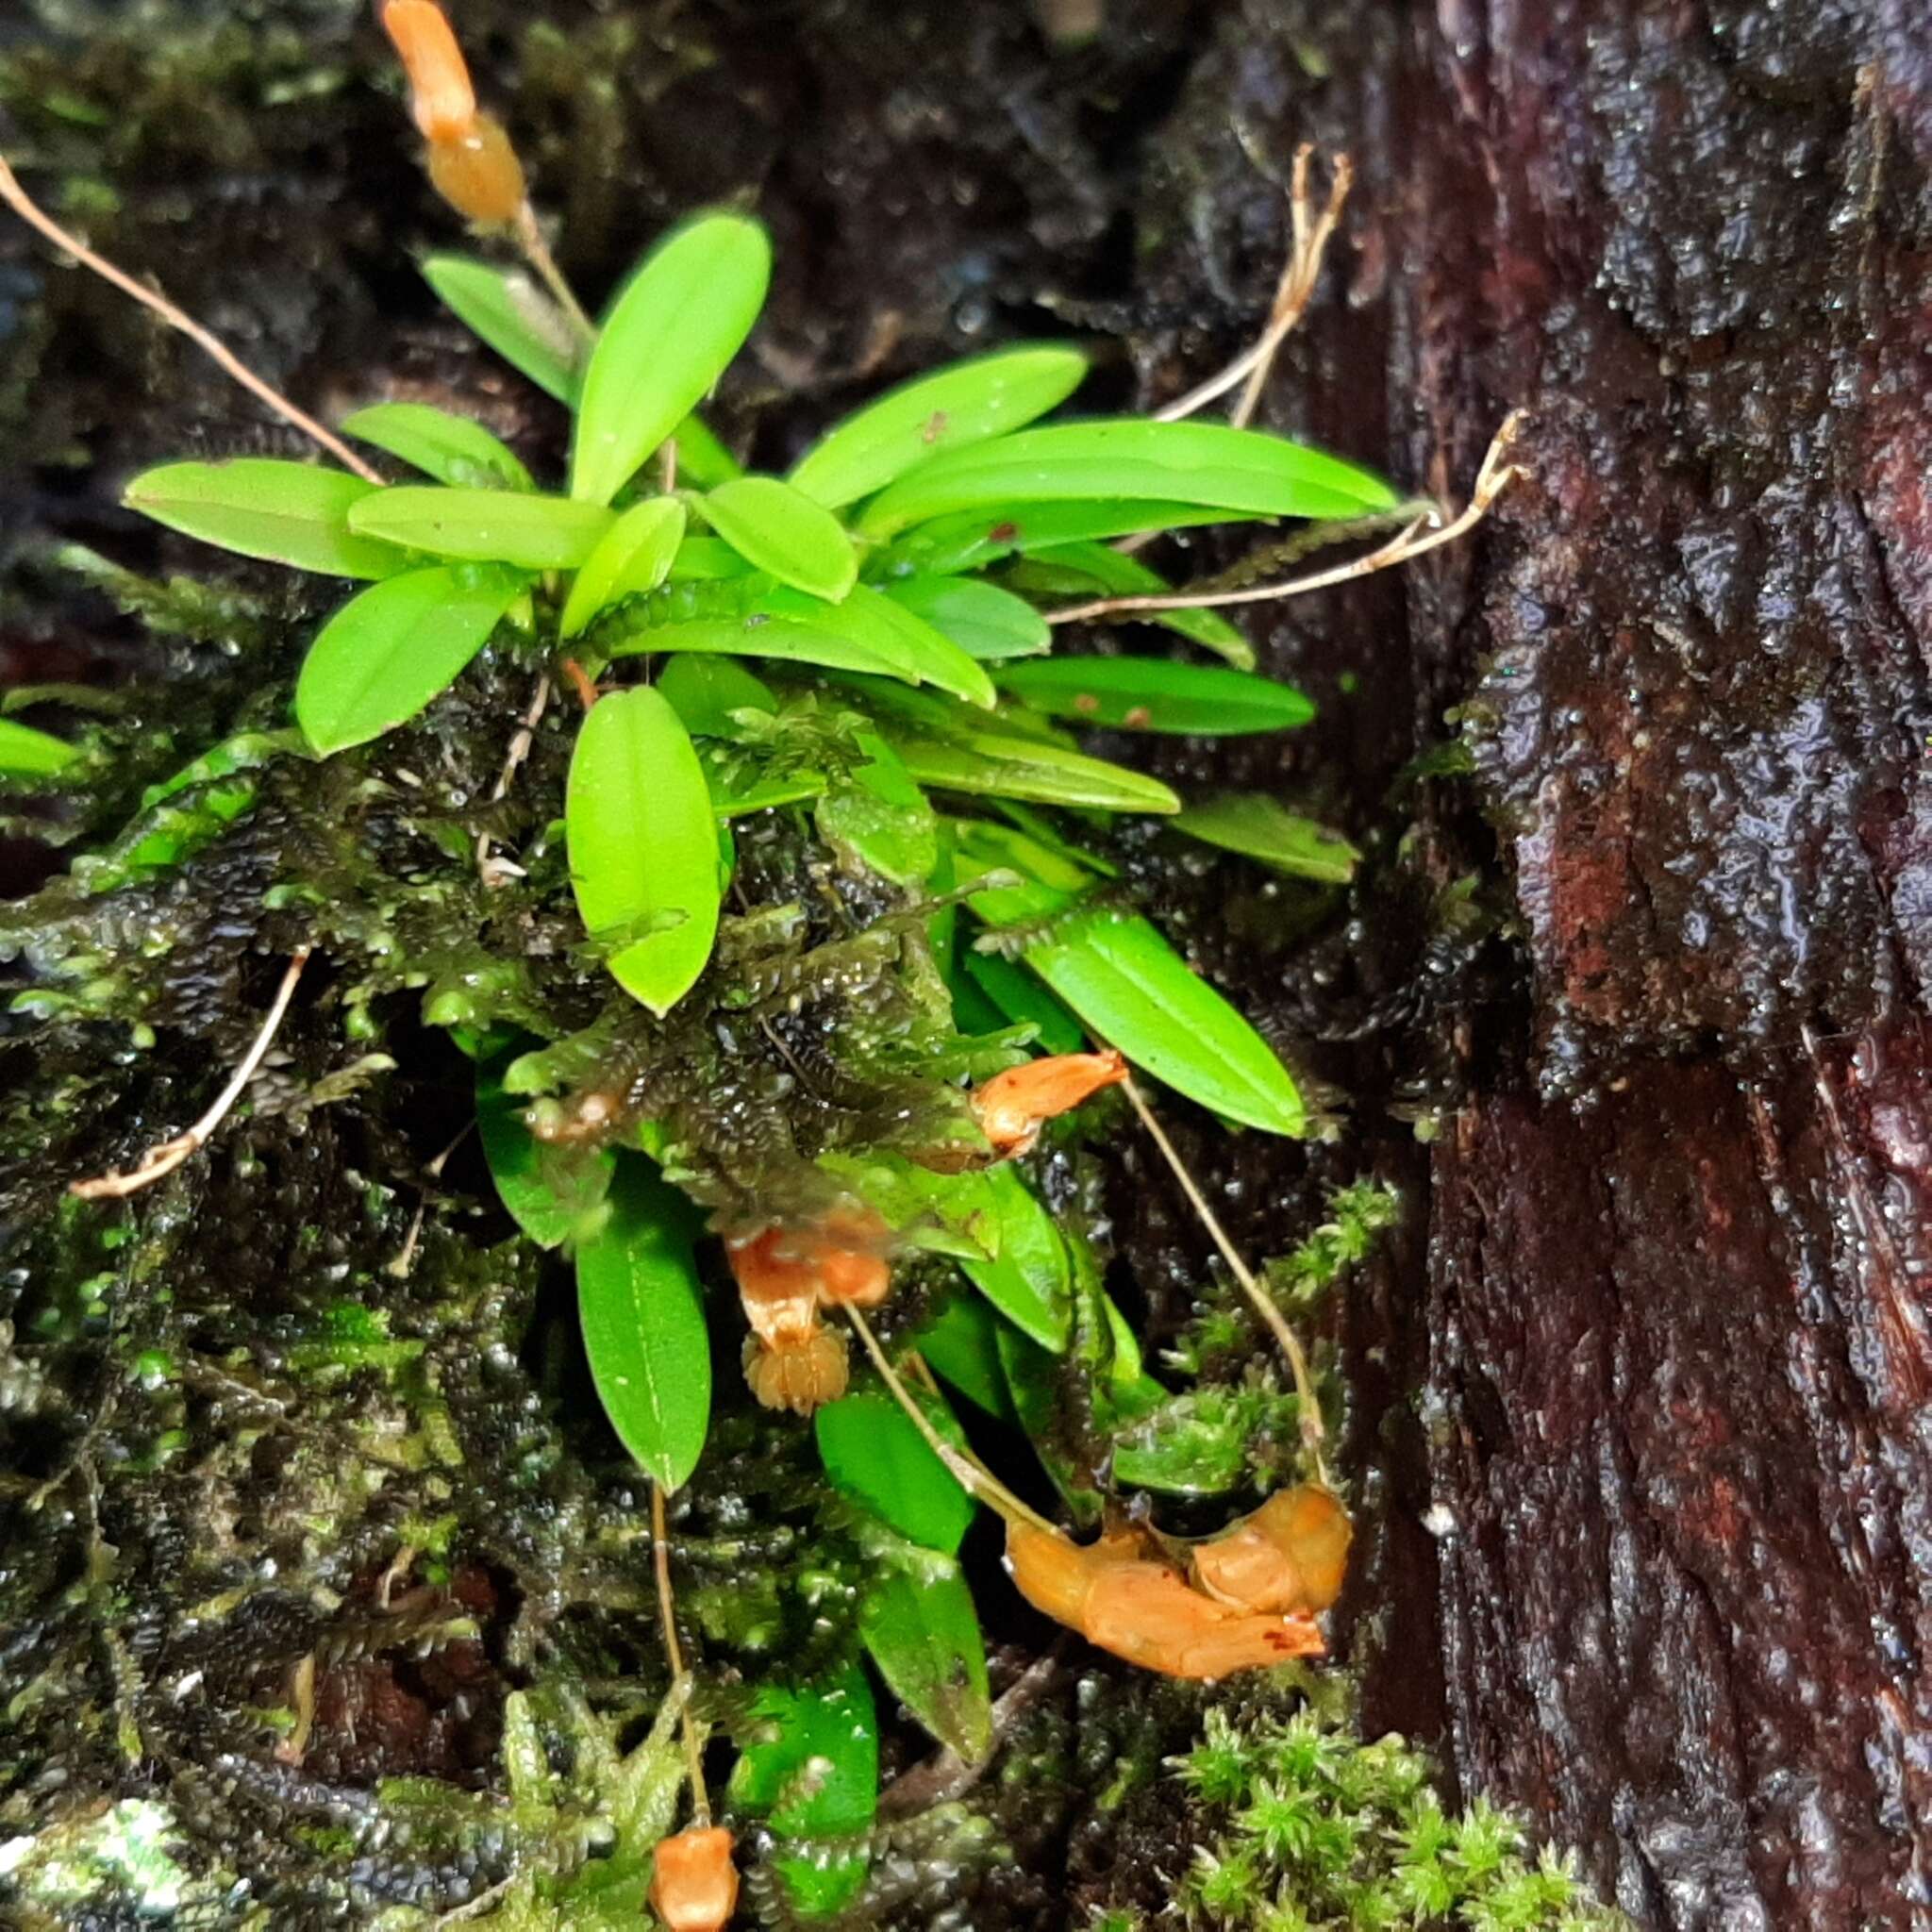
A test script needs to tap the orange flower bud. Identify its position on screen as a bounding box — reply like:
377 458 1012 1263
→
380 0 476 142
649 1825 740 1932
970 1049 1127 1157
425 115 527 226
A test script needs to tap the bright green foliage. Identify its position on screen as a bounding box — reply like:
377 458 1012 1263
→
959 1161 1073 1350
1169 1708 1623 1931
1174 793 1360 884
0 717 79 777
1110 1381 1303 1496
565 687 722 1015
293 561 530 754
913 1292 1022 1424
348 485 614 568
558 497 687 638
123 459 413 578
477 1051 616 1249
570 212 770 507
859 1555 992 1763
790 342 1091 508
575 1155 710 1490
342 401 535 490
422 253 581 401
729 1666 878 1917
1006 538 1255 665
814 1387 975 1553
997 658 1315 736
885 571 1052 658
702 475 858 601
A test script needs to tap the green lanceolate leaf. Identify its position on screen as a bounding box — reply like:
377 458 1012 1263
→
559 498 688 639
825 586 996 707
885 573 1050 659
860 419 1399 537
571 212 771 507
656 653 775 739
124 460 412 578
348 486 614 569
958 822 1306 1135
575 1154 710 1490
702 475 857 601
860 1560 992 1763
958 947 1085 1055
729 1668 876 1917
1173 792 1360 884
913 1292 1021 1424
421 254 580 402
477 1052 616 1249
996 657 1315 735
790 344 1091 509
0 717 79 777
814 1389 974 1553
1013 538 1254 668
892 730 1181 814
960 1164 1072 1351
566 686 722 1015
881 499 1230 575
671 413 743 488
608 615 902 680
667 535 752 580
294 561 529 755
341 402 534 491
814 732 938 884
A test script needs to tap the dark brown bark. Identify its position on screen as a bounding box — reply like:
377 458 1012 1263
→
1125 5 1932 1925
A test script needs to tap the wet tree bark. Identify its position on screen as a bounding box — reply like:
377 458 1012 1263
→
1125 5 1932 1926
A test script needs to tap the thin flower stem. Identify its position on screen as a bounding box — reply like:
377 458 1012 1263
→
1053 411 1524 627
475 671 552 885
1121 1075 1328 1481
512 200 593 342
0 158 380 483
652 1480 710 1827
71 948 313 1201
843 1304 1059 1538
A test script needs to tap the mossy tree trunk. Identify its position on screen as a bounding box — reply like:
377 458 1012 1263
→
3 2 1928 1928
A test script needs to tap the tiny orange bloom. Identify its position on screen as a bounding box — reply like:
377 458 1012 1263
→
380 0 476 142
650 1824 740 1932
970 1049 1127 1157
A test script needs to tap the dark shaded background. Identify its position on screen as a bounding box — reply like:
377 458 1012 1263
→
3 2 1929 1926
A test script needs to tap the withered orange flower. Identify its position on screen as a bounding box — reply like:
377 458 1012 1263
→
970 1048 1127 1158
649 1824 739 1932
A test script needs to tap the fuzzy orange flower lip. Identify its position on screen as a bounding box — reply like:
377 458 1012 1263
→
381 0 478 142
970 1049 1127 1158
725 1212 892 1413
649 1824 739 1932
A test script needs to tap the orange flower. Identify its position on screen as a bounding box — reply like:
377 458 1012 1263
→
380 0 475 142
649 1825 739 1932
970 1049 1126 1158
725 1213 892 1414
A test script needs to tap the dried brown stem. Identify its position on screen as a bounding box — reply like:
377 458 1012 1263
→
652 1481 710 1826
71 948 313 1201
0 157 378 483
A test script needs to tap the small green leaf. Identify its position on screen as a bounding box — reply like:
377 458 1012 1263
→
892 730 1181 814
913 1292 1021 1424
294 562 529 755
671 413 743 488
667 535 753 580
958 822 1306 1135
607 614 903 680
571 212 771 507
814 733 938 884
960 1165 1071 1352
657 654 775 738
477 1052 616 1249
886 573 1050 659
1173 793 1360 884
958 948 1085 1055
1110 1387 1281 1497
125 460 412 578
341 402 534 491
817 586 996 707
995 1322 1101 1524
1014 538 1254 667
860 1559 992 1763
702 475 857 602
881 500 1230 575
996 658 1315 734
730 1667 876 1916
559 498 688 638
0 717 79 777
575 1154 710 1490
814 1389 974 1553
862 419 1399 537
790 344 1090 508
567 687 722 1015
348 486 615 569
139 729 303 808
422 254 581 402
